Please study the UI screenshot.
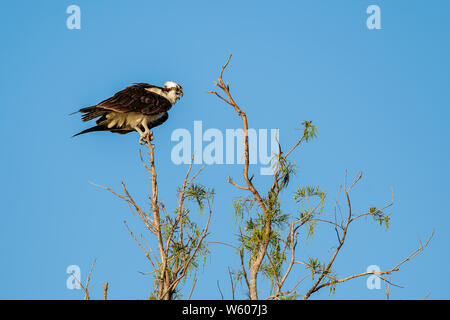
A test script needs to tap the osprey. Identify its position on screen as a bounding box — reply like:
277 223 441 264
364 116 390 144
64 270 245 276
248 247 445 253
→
73 81 183 144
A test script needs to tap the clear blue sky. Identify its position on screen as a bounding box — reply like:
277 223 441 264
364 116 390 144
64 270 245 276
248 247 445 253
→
0 0 449 299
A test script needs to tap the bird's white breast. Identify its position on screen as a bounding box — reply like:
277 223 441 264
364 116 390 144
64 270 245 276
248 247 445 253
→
106 112 164 129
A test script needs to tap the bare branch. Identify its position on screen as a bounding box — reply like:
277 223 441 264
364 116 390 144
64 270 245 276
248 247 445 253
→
102 282 109 300
84 258 97 300
188 278 197 300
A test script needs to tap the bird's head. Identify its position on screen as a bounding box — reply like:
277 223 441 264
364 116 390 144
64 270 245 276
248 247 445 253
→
163 81 183 102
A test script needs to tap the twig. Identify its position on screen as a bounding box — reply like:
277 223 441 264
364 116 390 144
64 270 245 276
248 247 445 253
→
84 258 97 300
217 280 224 300
188 278 197 300
228 267 235 300
102 282 109 300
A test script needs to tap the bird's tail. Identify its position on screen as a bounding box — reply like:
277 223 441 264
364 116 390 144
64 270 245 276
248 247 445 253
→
72 125 108 137
70 106 106 121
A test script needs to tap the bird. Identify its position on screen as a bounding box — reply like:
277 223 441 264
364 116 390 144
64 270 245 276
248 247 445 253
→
72 81 183 144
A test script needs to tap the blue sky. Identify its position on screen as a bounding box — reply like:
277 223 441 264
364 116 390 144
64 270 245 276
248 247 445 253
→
0 0 449 299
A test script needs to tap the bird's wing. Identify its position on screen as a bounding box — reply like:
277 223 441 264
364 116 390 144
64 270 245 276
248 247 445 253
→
96 83 172 115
